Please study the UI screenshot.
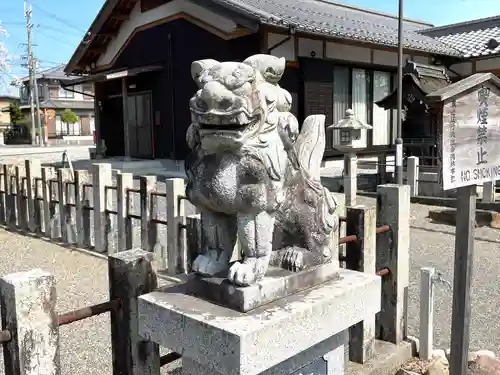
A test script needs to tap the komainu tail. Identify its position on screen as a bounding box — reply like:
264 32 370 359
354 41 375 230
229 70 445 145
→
289 114 338 238
293 115 326 181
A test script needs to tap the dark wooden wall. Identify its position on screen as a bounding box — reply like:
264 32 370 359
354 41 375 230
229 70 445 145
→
98 19 260 159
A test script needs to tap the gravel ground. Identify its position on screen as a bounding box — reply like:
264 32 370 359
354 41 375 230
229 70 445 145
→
1 196 499 374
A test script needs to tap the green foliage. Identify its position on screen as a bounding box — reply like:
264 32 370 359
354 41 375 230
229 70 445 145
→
8 103 23 125
60 108 78 124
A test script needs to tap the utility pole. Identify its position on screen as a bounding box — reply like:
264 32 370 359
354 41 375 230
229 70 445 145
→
24 0 37 145
395 0 404 184
32 57 44 146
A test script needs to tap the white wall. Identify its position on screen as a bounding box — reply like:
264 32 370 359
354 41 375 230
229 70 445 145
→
97 0 238 66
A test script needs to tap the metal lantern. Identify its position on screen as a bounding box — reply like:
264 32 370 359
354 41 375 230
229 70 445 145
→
327 109 373 152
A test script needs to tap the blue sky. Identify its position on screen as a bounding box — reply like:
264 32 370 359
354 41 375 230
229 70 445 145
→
1 0 499 94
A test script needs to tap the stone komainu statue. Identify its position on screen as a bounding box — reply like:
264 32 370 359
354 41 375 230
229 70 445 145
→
185 54 339 286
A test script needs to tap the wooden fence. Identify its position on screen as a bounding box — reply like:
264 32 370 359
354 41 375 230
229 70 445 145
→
0 159 411 374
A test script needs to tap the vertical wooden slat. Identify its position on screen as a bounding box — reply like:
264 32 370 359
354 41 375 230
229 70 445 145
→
25 160 42 233
74 170 91 248
139 175 157 252
117 172 134 252
15 165 27 230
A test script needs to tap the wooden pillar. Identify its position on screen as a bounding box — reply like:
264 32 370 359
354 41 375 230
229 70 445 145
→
121 77 130 159
93 83 102 156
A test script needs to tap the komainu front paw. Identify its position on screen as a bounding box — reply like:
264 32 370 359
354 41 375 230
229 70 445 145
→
228 261 258 286
281 247 306 272
192 249 229 277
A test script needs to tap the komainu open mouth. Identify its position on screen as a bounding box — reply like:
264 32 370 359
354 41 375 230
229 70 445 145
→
198 123 247 131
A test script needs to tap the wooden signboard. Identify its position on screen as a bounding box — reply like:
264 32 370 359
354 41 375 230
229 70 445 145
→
440 82 500 190
427 73 500 375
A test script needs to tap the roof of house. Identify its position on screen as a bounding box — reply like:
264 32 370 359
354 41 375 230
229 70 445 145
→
419 15 500 58
19 100 95 110
0 95 19 101
65 0 462 74
426 72 500 102
20 64 81 83
208 0 460 55
375 60 451 109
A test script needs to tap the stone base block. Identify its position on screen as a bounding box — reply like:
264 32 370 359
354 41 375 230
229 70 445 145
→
138 269 381 375
186 262 340 312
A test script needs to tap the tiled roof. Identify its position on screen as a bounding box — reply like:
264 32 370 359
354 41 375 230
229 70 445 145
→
20 64 81 83
419 16 500 58
206 0 462 56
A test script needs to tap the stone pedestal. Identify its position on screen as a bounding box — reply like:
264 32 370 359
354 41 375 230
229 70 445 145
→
344 154 357 206
138 269 381 375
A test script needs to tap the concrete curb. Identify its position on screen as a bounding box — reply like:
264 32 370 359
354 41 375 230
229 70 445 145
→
428 209 500 228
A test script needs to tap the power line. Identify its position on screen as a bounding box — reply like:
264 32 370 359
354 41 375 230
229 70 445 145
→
31 2 86 35
32 28 80 46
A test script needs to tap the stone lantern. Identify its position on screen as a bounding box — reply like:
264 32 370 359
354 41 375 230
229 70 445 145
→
327 109 373 206
328 108 372 152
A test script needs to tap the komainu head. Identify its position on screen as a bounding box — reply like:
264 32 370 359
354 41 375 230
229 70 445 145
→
188 55 289 152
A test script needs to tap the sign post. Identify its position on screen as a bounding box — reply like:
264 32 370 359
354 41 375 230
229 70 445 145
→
428 74 500 375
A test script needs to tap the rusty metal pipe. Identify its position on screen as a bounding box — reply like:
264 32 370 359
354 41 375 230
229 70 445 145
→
376 268 390 277
0 329 12 344
338 224 390 245
57 299 120 327
160 352 182 367
376 225 391 234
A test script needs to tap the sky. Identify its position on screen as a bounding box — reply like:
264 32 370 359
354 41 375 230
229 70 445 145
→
0 0 499 95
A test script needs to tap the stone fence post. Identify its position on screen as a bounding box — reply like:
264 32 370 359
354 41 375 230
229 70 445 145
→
482 182 495 203
406 156 419 197
92 163 112 253
345 205 376 364
375 184 410 345
166 178 186 274
0 269 60 375
108 249 160 375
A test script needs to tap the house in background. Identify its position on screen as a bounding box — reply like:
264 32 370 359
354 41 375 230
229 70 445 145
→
0 95 20 129
19 64 96 140
63 0 500 161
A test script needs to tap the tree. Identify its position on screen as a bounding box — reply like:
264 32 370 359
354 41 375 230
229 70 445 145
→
60 108 78 126
8 103 23 125
0 22 14 92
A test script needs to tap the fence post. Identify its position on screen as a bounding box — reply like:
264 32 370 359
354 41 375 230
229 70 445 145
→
419 267 435 360
377 153 386 185
57 168 75 244
108 248 160 375
41 167 58 239
346 205 376 363
139 175 157 253
117 172 134 251
186 214 202 269
0 164 7 225
15 164 27 230
0 268 60 375
375 184 410 345
343 154 357 206
74 170 92 248
482 182 495 203
4 164 16 228
92 163 112 253
25 159 42 233
166 178 186 274
407 156 419 197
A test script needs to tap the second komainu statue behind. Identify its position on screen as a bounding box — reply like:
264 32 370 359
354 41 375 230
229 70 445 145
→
185 54 339 287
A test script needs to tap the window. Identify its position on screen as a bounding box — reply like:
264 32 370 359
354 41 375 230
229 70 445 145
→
82 84 94 100
58 87 74 99
55 114 81 136
340 130 350 144
49 86 59 99
37 84 45 101
352 69 368 146
20 86 30 101
372 71 391 145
